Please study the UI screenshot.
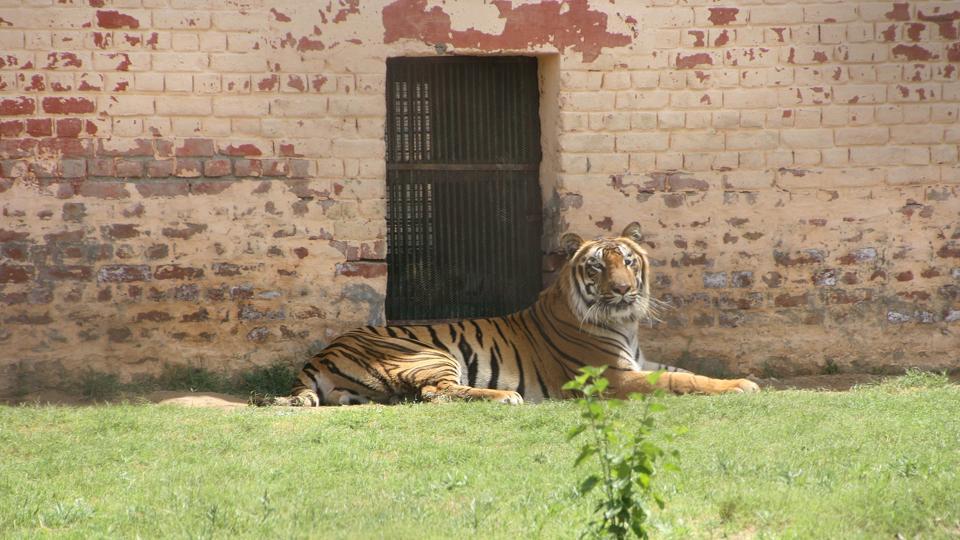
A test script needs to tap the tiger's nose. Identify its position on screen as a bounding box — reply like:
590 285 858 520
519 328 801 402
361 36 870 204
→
611 283 630 295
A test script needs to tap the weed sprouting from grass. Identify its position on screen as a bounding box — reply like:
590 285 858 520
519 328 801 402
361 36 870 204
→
38 499 94 529
563 366 680 539
717 497 740 523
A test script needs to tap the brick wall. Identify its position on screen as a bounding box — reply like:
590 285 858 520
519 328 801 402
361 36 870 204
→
0 0 958 394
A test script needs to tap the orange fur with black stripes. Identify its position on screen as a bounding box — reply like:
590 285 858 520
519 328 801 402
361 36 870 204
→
270 223 759 406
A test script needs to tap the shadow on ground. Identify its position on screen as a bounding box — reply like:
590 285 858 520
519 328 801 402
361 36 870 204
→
5 373 946 408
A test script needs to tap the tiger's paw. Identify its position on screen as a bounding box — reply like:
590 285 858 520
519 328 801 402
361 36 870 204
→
727 379 760 393
497 391 524 405
249 393 278 406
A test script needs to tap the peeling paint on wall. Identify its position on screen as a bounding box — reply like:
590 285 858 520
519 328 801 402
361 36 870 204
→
382 0 631 61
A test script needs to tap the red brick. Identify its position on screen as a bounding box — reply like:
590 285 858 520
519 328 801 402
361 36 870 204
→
77 182 130 199
155 264 205 280
161 223 207 239
30 162 58 178
0 97 35 115
0 264 34 283
147 159 175 178
155 140 174 158
96 10 141 29
0 229 30 243
108 327 132 342
895 271 914 281
181 308 209 322
5 313 53 325
0 120 23 137
262 159 289 177
61 159 87 178
115 159 144 178
175 138 214 157
145 244 169 260
44 230 85 243
134 181 190 198
212 262 241 276
174 159 202 177
0 140 37 159
278 143 302 157
23 74 46 92
87 158 115 177
335 261 387 278
289 159 311 178
101 223 140 239
38 138 94 158
56 118 83 138
39 265 94 281
676 52 714 69
203 158 231 177
98 264 151 282
774 293 809 307
26 118 53 137
136 310 172 322
0 292 27 305
42 97 96 114
218 143 263 157
0 243 28 260
234 159 262 177
708 7 740 25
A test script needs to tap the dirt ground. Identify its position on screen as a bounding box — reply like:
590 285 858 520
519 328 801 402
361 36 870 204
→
0 374 905 409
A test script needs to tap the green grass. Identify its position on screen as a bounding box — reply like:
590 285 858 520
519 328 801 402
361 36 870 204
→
2 375 959 538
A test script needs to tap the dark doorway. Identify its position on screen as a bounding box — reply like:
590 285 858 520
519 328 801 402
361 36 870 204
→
385 56 543 322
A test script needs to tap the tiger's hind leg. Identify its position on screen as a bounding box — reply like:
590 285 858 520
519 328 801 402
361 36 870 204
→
386 353 523 405
419 381 523 405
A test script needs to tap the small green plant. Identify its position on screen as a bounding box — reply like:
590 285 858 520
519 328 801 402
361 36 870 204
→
858 368 951 393
79 370 121 401
563 366 678 539
822 358 840 375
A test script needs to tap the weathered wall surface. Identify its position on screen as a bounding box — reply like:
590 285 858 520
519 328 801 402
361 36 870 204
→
0 0 957 394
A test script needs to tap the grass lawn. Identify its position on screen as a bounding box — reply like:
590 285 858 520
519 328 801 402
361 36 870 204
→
1 374 959 539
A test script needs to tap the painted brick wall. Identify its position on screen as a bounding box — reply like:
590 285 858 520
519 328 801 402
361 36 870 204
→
0 0 958 395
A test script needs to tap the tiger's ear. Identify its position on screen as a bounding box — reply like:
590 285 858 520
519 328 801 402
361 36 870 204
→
560 232 584 257
621 222 643 244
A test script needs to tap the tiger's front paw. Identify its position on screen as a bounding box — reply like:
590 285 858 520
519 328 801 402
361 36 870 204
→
728 379 760 393
497 391 524 405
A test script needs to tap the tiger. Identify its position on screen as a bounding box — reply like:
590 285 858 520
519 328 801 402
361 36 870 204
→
267 222 759 406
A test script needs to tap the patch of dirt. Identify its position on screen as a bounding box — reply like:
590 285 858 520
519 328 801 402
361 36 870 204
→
143 391 249 409
1 390 250 410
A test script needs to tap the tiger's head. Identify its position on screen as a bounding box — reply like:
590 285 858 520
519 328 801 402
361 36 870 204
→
560 222 652 326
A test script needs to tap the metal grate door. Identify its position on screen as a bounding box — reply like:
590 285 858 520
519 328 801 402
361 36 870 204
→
385 56 542 321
